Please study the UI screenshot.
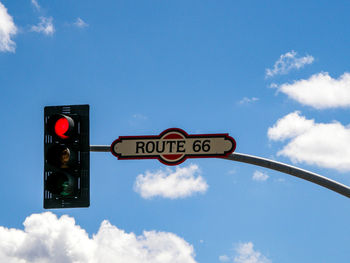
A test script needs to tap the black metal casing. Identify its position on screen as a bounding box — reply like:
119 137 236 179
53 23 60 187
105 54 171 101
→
44 105 90 208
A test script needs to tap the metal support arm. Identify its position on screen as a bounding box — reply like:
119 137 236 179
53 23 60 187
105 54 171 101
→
90 145 110 152
223 152 350 198
90 145 350 198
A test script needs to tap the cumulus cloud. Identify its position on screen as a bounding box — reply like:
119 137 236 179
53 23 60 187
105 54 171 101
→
0 2 17 52
128 113 148 127
268 111 350 171
252 171 269 182
74 18 88 28
31 17 54 35
132 113 148 120
31 0 40 10
219 254 230 262
0 212 197 263
219 242 271 263
234 242 271 263
134 164 208 199
267 111 315 141
238 97 259 105
276 72 350 109
266 50 314 77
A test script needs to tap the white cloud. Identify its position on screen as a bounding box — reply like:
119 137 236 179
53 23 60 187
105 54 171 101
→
276 72 350 109
239 97 259 105
31 0 40 10
219 242 271 263
275 178 286 183
268 111 350 171
267 111 315 141
132 113 148 120
0 2 17 52
252 171 269 182
0 212 197 263
219 254 230 262
129 113 148 127
134 164 208 199
266 50 314 77
227 169 236 175
234 242 271 263
74 17 88 28
31 17 54 36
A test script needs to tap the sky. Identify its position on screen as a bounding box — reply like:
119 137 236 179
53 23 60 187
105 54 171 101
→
1 0 350 262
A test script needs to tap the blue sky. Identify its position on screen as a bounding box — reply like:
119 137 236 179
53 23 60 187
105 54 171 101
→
1 0 350 262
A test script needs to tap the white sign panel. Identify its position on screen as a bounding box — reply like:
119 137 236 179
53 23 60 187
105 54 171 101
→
111 128 236 165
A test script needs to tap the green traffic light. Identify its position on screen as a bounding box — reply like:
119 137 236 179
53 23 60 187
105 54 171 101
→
46 172 76 196
61 181 72 196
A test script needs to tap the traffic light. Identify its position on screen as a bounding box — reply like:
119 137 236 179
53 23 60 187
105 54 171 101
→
44 105 90 208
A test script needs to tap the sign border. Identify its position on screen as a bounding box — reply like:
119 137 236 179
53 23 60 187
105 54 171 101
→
111 128 236 165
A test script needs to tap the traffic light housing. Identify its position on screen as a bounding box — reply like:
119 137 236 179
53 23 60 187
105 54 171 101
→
44 105 90 208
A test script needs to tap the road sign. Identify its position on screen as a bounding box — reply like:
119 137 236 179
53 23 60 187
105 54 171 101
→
111 128 236 165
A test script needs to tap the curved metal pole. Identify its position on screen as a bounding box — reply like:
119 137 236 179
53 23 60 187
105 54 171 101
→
90 145 350 198
223 152 350 198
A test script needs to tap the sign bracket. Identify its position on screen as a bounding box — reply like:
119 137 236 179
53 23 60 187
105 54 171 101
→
90 145 110 152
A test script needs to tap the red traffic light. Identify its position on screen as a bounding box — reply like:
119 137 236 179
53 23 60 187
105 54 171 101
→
54 115 74 139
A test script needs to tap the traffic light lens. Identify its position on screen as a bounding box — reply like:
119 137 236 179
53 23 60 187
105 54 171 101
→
60 148 71 168
46 172 75 196
46 146 75 168
55 117 70 139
